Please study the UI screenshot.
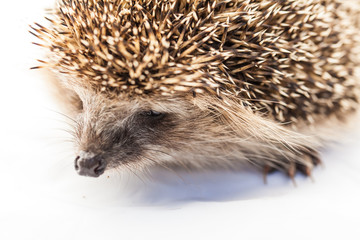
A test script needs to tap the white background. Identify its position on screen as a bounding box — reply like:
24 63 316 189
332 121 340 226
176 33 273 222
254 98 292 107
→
1 1 360 239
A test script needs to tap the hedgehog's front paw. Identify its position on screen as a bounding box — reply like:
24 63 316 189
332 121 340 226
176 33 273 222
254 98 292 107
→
263 150 321 182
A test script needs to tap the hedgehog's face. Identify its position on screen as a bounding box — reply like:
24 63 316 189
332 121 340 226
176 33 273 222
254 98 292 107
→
73 91 198 177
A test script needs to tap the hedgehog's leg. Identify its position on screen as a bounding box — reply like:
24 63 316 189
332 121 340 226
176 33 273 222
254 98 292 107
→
245 126 322 180
204 96 323 180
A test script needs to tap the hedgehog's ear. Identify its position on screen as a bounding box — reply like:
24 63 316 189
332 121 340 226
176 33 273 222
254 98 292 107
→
67 90 83 112
45 73 84 115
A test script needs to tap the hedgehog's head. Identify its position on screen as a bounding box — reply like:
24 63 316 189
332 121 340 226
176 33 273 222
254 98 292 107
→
72 89 217 177
69 84 308 177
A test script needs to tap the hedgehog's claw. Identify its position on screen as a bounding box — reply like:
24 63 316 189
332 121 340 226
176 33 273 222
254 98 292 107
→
297 164 312 176
287 162 297 186
262 151 321 183
287 162 296 178
310 152 322 166
297 155 314 176
263 165 276 184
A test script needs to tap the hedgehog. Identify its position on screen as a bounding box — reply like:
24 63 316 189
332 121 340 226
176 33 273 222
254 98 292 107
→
30 0 360 179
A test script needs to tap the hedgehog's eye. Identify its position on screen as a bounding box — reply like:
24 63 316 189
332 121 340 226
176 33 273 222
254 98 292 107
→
144 110 162 117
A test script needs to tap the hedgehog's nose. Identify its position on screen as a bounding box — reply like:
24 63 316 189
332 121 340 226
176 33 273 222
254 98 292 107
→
74 152 107 177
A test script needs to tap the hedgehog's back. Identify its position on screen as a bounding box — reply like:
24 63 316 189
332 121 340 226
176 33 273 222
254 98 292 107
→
31 0 360 123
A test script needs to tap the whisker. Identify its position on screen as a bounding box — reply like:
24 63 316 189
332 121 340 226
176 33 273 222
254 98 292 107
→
141 155 185 183
123 162 147 185
45 108 78 124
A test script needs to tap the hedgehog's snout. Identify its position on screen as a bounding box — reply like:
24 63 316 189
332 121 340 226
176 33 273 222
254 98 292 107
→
74 151 107 177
